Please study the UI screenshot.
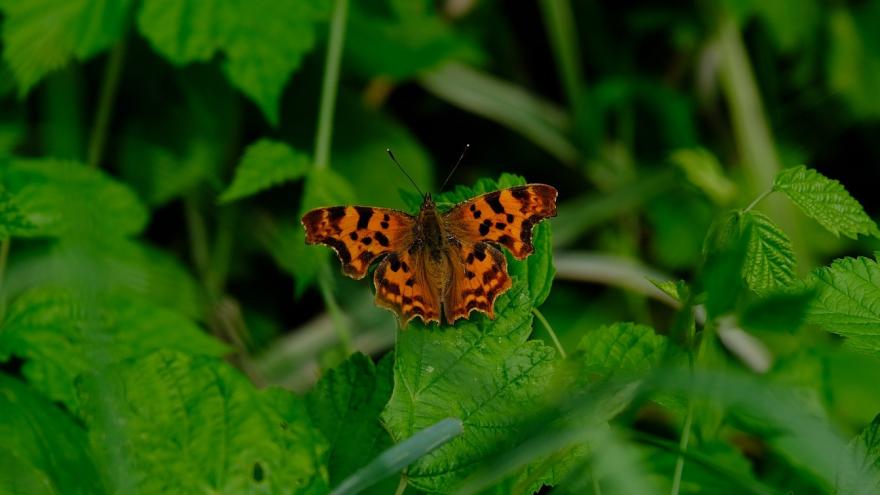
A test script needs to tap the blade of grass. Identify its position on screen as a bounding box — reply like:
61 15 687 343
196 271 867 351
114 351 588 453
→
420 62 579 166
540 0 585 113
87 40 126 168
330 418 464 495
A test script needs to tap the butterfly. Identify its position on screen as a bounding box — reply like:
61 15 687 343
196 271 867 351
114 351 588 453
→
302 184 557 326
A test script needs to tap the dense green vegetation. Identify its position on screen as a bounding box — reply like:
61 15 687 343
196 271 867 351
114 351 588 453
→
2 0 880 494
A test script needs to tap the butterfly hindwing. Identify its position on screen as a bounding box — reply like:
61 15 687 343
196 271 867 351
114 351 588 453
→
443 241 511 323
374 250 441 325
444 184 557 259
302 206 414 279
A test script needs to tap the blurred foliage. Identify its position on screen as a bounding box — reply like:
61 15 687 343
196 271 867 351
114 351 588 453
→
2 0 880 494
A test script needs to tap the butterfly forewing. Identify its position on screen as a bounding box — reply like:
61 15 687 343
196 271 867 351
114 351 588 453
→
301 206 414 279
443 184 557 259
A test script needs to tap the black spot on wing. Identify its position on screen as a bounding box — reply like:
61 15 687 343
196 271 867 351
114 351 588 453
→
511 187 530 201
355 206 373 230
349 232 358 240
495 222 506 230
328 206 346 220
380 221 389 229
474 243 487 261
478 222 490 236
375 232 390 247
361 237 373 245
485 191 504 213
388 253 401 272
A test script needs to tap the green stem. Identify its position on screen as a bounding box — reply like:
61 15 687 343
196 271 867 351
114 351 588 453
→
184 195 212 295
670 401 694 495
540 0 584 113
318 263 353 355
0 238 10 321
87 41 126 168
742 188 772 213
313 0 349 170
532 308 566 359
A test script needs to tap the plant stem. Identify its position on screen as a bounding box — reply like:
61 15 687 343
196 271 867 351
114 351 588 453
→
540 0 584 113
87 40 126 168
313 0 349 170
318 263 353 355
0 239 10 321
669 401 694 495
743 188 772 213
184 195 212 293
532 308 566 359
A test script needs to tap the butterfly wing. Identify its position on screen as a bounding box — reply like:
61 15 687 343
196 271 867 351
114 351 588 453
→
443 184 557 259
374 250 442 326
302 206 415 279
443 241 512 323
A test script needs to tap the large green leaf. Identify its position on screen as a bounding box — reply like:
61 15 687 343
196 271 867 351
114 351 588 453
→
6 238 204 320
806 256 880 352
306 353 397 494
741 211 796 293
837 414 880 493
221 139 310 203
0 159 148 239
77 350 328 494
0 374 104 495
773 165 879 239
0 287 228 408
576 322 669 382
137 0 329 124
381 280 558 492
0 0 132 94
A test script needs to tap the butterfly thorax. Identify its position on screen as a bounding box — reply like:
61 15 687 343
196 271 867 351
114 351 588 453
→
413 196 448 262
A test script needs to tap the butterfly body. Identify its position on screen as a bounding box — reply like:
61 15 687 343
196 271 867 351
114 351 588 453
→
302 184 557 327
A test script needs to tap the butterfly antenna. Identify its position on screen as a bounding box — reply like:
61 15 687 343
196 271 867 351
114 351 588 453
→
386 148 425 197
440 143 470 192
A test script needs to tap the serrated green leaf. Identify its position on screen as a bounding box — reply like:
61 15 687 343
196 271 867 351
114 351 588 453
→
137 0 328 124
7 238 204 319
381 280 558 492
773 165 879 239
741 211 796 293
669 148 737 205
221 139 310 203
0 159 148 239
0 374 104 495
307 353 397 494
806 256 880 351
576 322 668 382
0 287 229 408
0 185 34 240
739 289 814 333
77 350 328 494
0 0 132 94
836 414 880 494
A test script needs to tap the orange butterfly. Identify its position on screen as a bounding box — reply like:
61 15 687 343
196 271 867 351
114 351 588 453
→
302 184 557 326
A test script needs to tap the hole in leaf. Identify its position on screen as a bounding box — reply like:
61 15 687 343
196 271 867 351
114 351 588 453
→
253 462 264 482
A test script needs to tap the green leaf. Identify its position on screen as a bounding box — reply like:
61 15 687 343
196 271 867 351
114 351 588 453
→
0 184 34 240
701 212 749 318
669 148 737 205
739 289 814 333
0 0 132 94
741 211 796 293
346 0 481 80
137 0 329 124
77 350 329 494
773 165 879 239
333 418 463 495
0 374 104 495
221 139 310 203
306 353 397 494
576 322 668 382
7 238 204 319
0 287 228 407
0 158 148 239
381 280 558 492
827 5 880 118
806 256 880 350
836 414 880 494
